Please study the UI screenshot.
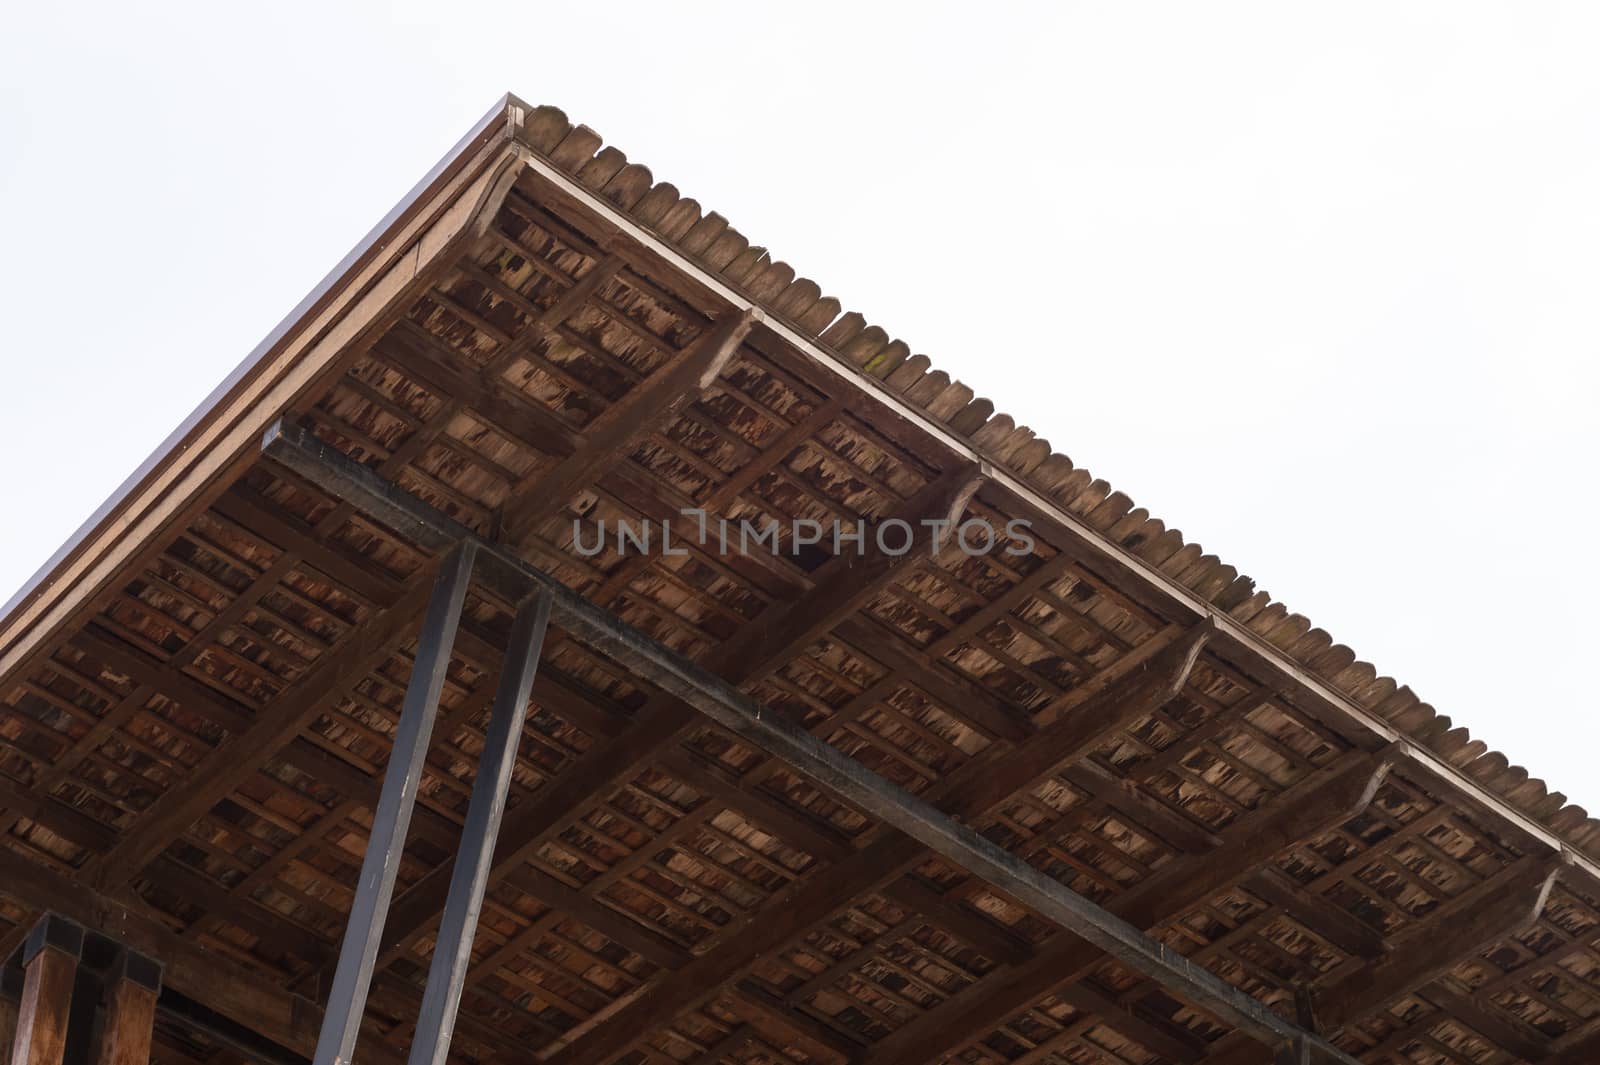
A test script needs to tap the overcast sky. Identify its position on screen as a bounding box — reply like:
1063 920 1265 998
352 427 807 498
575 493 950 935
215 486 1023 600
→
2 3 1596 810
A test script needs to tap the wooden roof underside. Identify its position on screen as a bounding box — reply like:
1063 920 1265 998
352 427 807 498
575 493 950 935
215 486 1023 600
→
2 97 1599 1065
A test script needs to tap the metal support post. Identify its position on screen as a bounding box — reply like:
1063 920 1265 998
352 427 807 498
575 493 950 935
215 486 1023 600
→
408 590 553 1065
312 543 476 1065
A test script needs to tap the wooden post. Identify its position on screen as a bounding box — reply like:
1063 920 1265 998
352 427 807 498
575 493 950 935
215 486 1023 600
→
0 997 17 1065
96 951 160 1065
10 916 82 1065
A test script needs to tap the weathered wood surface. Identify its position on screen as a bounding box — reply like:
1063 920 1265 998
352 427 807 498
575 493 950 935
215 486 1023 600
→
0 98 1596 1065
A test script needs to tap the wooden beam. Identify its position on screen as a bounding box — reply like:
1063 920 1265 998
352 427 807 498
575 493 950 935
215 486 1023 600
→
499 866 692 971
949 619 1212 815
1200 857 1560 1065
1545 1026 1600 1065
1273 1040 1309 1065
0 773 340 972
879 878 1031 966
527 253 627 332
142 860 332 965
1119 756 1392 933
96 951 161 1065
599 751 1200 1064
1316 859 1557 1031
1063 983 1205 1064
480 639 1254 1061
210 486 404 605
67 628 254 734
653 746 852 863
9 916 80 1065
1417 984 1550 1063
375 695 702 965
497 306 761 542
370 324 578 462
2 862 322 1058
726 464 987 696
408 589 554 1065
830 616 1030 743
1063 760 1221 855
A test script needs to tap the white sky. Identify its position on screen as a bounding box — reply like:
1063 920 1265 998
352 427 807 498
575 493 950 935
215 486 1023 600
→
1 3 1596 809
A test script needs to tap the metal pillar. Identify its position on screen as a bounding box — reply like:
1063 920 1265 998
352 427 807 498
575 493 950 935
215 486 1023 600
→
312 544 476 1065
408 590 553 1065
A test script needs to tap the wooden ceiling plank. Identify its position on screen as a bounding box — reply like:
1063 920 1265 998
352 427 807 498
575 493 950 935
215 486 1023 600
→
1059 982 1206 1064
729 981 862 1064
1241 868 1386 962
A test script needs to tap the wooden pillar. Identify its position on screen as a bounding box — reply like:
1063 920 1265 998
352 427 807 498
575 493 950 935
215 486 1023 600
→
10 916 83 1065
0 996 17 1065
96 951 161 1065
